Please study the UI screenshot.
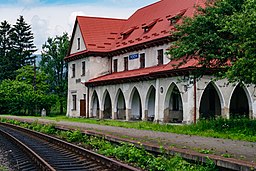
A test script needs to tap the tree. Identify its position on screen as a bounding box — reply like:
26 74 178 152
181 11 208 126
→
0 20 14 80
167 0 256 83
224 0 256 84
11 16 37 70
0 66 57 115
40 33 69 115
16 65 49 93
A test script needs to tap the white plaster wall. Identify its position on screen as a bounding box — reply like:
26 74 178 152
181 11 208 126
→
70 25 86 54
131 90 141 119
88 81 156 120
158 77 193 123
112 44 170 72
67 56 110 117
148 90 156 117
85 75 256 123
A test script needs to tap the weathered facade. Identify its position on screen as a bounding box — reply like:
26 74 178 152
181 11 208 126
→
65 0 256 123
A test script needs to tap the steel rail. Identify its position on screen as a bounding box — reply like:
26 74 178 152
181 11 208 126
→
0 122 141 171
0 128 55 171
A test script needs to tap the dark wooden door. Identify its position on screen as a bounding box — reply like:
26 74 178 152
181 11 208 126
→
80 99 86 116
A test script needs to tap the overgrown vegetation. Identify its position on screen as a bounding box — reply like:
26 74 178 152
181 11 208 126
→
0 17 68 116
11 116 256 142
167 0 256 84
0 165 8 171
0 118 216 171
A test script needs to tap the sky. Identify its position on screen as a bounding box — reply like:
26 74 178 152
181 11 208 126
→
0 0 158 54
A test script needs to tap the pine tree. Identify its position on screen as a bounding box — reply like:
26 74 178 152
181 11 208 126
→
11 16 37 70
0 20 14 80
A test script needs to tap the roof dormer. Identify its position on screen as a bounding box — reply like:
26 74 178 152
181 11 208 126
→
121 26 138 39
167 9 187 25
142 18 160 33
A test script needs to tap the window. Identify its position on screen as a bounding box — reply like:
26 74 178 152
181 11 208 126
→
81 61 85 76
77 38 80 50
71 64 75 78
113 59 118 72
124 57 128 71
140 53 145 68
72 94 77 110
157 49 164 65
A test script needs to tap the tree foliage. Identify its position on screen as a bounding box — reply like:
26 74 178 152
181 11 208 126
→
0 16 37 81
167 0 256 83
0 20 14 80
0 66 57 115
40 33 69 115
11 15 37 67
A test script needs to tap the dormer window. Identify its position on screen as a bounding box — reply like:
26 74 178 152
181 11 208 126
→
168 16 179 25
167 9 187 26
143 27 149 33
142 18 159 33
77 38 80 50
121 27 137 39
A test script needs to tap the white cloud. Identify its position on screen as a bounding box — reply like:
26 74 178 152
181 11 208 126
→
69 11 85 28
31 15 49 52
0 1 157 54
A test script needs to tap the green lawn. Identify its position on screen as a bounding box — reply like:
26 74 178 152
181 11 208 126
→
1 115 256 142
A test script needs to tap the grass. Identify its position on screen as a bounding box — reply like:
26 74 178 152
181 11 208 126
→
0 119 217 171
1 115 256 142
0 166 8 171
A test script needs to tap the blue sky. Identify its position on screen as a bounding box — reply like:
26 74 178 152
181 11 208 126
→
0 0 156 7
0 0 158 53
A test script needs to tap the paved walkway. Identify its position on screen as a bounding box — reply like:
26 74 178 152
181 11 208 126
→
1 116 256 167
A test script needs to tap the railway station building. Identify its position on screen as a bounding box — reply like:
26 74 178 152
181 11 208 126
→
65 0 256 123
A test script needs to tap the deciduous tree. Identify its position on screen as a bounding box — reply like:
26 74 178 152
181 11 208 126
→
40 33 69 115
167 0 256 83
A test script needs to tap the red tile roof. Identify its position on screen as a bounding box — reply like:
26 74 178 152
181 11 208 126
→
66 0 206 60
85 58 200 86
77 16 126 52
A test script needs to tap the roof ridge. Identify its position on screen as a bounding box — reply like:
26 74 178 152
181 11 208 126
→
77 16 127 21
127 0 162 21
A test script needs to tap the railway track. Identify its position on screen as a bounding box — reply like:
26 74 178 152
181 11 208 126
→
0 122 140 171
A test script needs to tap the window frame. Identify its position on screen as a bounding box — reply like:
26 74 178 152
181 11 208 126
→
140 53 145 68
72 94 77 111
157 49 164 66
71 63 76 78
81 61 85 76
113 59 118 72
124 57 128 71
77 38 81 50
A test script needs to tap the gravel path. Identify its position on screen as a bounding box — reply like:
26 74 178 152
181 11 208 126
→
0 135 16 171
2 116 256 163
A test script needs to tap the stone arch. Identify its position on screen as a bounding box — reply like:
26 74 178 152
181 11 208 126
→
199 82 222 119
91 90 99 118
229 84 251 118
164 83 183 123
114 89 126 120
145 85 156 121
102 90 112 119
129 87 142 120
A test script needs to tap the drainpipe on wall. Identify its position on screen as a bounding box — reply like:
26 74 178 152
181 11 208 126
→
87 87 90 118
193 77 197 124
